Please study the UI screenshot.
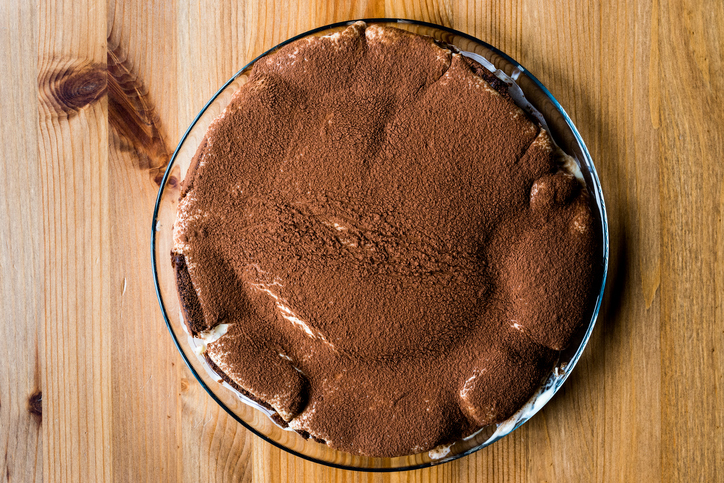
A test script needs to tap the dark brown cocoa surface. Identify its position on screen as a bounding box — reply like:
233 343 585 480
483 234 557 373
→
172 22 598 457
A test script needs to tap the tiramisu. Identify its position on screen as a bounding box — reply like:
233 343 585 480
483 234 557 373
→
172 22 599 457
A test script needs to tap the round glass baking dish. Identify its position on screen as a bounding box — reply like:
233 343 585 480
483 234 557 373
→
152 18 609 471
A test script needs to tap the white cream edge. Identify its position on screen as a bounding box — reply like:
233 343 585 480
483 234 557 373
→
181 310 300 433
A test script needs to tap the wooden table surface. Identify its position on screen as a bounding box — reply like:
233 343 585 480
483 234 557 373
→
2 0 722 481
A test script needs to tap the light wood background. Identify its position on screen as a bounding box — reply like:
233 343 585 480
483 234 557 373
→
1 0 722 481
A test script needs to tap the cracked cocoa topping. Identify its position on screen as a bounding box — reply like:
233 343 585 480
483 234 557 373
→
172 22 599 457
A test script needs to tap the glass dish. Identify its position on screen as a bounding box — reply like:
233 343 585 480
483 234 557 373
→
152 19 609 471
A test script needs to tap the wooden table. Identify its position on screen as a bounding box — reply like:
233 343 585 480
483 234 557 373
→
2 0 722 481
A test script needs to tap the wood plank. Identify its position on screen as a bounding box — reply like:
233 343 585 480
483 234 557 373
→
519 1 664 481
36 0 111 481
107 0 185 481
658 0 723 480
0 1 42 482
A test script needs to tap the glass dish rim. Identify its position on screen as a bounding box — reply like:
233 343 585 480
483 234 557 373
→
151 17 610 472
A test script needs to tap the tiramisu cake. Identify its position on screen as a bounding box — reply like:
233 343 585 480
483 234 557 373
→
172 22 599 457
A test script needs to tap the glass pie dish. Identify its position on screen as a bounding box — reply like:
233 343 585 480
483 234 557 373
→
152 18 609 471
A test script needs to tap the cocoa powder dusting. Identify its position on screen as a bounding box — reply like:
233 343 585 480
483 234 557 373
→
172 22 600 457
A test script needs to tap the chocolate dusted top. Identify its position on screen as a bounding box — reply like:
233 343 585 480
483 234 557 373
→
172 22 599 457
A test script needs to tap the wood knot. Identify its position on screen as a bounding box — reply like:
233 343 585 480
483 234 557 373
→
108 44 171 184
28 390 42 419
39 61 106 117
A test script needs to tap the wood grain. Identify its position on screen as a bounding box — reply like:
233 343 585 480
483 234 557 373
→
107 2 183 481
36 0 111 482
0 1 42 482
0 0 721 481
658 0 723 479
